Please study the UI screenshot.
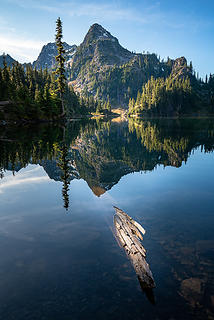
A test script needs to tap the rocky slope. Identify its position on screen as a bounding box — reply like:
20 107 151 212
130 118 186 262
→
70 23 134 71
32 42 77 70
170 56 193 81
0 54 17 68
69 23 169 106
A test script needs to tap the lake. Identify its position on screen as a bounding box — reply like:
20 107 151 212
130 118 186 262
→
0 118 214 320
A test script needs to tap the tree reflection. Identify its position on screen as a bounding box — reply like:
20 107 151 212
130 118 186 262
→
0 118 214 203
57 144 70 211
0 167 4 179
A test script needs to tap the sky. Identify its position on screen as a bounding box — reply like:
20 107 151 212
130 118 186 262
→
0 0 213 78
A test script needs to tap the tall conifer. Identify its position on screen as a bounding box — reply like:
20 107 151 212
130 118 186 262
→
55 17 66 115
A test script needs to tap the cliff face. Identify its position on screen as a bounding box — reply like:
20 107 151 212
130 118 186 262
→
170 57 193 80
32 42 77 70
0 54 17 68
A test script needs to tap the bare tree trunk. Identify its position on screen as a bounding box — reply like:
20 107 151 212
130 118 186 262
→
113 206 155 291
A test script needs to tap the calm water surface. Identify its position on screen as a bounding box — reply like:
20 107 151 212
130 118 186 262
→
0 118 214 320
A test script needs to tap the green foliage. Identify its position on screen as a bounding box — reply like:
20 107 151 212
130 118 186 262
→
55 17 66 114
0 18 93 121
0 62 91 121
128 75 206 116
70 49 170 107
0 61 63 120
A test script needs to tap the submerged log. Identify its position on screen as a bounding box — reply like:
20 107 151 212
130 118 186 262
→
113 206 155 292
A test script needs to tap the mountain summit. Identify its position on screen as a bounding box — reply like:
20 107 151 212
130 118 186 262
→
83 23 116 44
71 23 133 71
69 23 165 105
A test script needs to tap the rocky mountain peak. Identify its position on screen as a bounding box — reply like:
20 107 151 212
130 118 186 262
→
173 56 187 69
171 56 192 80
70 23 134 86
89 23 111 34
83 23 116 44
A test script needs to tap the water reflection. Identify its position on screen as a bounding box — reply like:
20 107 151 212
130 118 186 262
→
0 118 214 319
57 145 71 210
1 118 214 209
71 118 214 197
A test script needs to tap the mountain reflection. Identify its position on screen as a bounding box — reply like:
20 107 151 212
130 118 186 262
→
0 118 214 208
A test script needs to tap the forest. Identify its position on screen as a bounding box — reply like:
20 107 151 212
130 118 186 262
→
0 18 112 122
128 74 214 117
0 18 213 120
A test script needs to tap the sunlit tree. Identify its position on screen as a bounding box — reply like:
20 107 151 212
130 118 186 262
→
55 17 66 115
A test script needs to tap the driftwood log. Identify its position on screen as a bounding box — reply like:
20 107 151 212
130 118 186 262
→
113 206 155 293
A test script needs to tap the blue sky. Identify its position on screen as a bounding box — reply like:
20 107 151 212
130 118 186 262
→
0 0 213 77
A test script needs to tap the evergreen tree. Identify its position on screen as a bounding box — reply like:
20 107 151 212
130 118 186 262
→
0 55 84 120
128 75 197 116
55 17 66 115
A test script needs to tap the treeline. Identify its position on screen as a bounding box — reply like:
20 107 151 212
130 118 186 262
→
0 59 82 120
0 59 112 120
128 74 214 117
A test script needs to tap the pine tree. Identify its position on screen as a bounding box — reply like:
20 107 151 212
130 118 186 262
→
55 17 66 115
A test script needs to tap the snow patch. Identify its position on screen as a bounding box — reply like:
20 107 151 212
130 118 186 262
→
68 50 76 56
